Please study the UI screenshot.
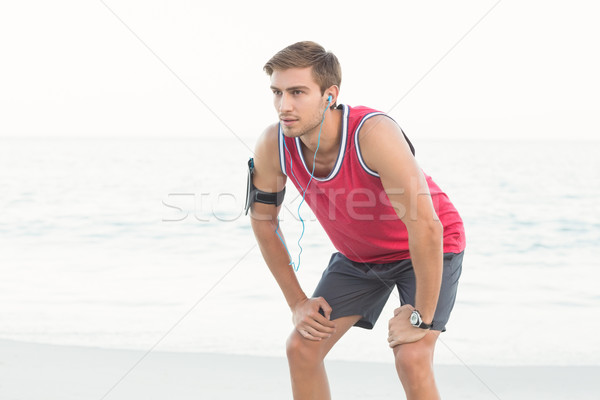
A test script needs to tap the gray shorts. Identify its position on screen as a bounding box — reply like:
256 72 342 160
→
312 251 464 332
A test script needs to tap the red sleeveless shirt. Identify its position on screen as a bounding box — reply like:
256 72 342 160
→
278 104 466 263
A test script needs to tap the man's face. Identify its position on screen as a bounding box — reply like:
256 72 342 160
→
270 67 327 138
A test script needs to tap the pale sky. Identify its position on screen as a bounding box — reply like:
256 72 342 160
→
1 1 598 141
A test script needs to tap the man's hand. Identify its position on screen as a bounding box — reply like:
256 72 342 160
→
387 305 428 348
292 297 336 341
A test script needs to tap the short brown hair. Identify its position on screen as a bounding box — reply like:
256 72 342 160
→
263 41 342 95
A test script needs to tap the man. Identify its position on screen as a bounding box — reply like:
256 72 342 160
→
247 41 466 400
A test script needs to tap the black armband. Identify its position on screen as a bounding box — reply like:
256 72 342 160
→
245 158 285 215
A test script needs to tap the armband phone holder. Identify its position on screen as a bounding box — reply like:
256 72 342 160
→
245 157 285 215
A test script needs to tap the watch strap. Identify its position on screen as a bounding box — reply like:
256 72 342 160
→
417 320 433 329
411 309 433 330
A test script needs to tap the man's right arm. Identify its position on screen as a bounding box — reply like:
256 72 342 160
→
249 125 336 340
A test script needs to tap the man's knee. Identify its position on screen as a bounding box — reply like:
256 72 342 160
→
286 331 323 367
393 336 437 380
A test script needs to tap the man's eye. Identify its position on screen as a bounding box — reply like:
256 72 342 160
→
272 90 282 95
293 90 303 95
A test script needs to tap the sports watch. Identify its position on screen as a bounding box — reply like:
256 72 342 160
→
410 310 432 330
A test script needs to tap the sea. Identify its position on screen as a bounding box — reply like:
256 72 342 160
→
1 136 599 366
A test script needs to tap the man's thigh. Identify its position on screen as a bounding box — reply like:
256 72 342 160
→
312 253 399 330
395 251 464 332
288 314 362 360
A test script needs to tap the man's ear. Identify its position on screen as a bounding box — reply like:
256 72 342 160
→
325 85 340 107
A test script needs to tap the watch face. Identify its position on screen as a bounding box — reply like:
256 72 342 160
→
410 311 419 325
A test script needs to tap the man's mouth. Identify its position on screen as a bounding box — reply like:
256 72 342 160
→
280 117 298 127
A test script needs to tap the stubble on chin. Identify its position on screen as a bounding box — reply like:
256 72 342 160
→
281 107 325 138
281 125 299 138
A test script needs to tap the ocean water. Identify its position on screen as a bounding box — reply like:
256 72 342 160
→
0 136 599 366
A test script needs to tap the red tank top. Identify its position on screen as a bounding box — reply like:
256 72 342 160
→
278 104 466 263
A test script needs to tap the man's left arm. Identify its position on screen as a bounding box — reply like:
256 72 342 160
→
359 116 443 346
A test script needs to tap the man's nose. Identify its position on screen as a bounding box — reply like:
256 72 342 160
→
278 93 293 113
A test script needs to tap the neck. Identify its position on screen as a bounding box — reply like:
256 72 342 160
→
299 107 342 156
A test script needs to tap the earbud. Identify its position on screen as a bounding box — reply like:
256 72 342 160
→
327 95 332 102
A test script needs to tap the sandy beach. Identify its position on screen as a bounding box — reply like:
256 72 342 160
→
1 338 598 400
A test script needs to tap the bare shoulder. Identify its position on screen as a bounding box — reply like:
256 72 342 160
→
253 123 286 192
255 122 279 157
359 115 415 174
